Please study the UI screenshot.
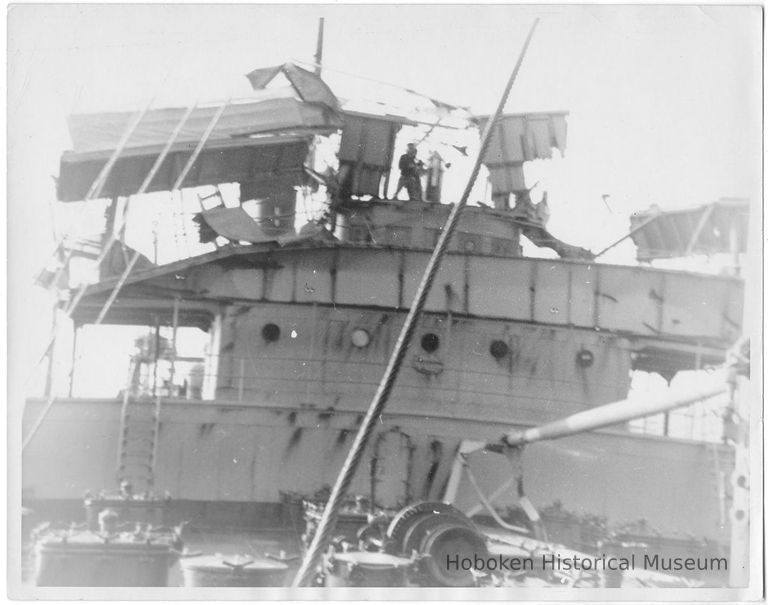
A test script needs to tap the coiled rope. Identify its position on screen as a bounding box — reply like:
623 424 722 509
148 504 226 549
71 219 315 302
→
292 18 541 587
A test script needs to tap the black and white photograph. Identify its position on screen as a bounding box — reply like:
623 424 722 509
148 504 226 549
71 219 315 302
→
7 3 763 600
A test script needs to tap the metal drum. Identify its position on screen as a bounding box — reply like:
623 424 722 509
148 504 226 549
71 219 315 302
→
244 184 297 237
418 523 488 587
385 501 487 587
180 555 288 587
34 531 176 586
324 551 412 587
333 212 363 243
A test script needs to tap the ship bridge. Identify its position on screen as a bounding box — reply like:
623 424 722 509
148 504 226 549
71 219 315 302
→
70 216 742 373
38 61 744 425
40 58 745 414
24 61 746 545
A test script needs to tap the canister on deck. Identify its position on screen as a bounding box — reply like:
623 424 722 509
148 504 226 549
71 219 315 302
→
180 554 289 587
34 531 176 586
323 551 412 587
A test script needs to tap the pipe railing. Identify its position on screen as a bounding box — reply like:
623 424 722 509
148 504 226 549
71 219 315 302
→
61 349 633 397
28 350 730 446
61 195 537 284
56 349 730 405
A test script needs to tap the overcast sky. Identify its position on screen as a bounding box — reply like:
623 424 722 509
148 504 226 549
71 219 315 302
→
7 4 762 395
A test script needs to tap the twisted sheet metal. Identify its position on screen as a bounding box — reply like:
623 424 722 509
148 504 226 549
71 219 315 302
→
292 18 541 587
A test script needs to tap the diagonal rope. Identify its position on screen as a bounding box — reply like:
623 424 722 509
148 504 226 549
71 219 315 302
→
291 18 540 587
93 100 229 326
86 107 150 201
593 211 661 259
25 101 154 389
63 102 199 320
292 58 470 114
30 58 179 380
22 103 199 452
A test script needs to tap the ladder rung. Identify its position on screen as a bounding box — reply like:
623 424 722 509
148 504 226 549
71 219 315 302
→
119 462 153 470
122 436 154 444
120 454 153 462
124 423 157 431
124 424 156 431
120 451 154 459
118 393 162 487
122 435 156 442
122 434 155 442
121 451 153 458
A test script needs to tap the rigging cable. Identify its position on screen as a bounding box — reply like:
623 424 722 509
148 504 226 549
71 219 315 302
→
94 100 230 326
291 18 541 587
22 102 200 452
22 101 154 452
26 57 181 386
292 58 472 115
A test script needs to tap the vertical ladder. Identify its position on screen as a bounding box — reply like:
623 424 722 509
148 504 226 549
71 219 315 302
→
116 360 162 493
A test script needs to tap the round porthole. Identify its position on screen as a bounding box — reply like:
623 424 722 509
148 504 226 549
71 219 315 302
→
576 349 594 368
490 340 509 359
351 328 371 348
262 323 281 342
421 333 440 353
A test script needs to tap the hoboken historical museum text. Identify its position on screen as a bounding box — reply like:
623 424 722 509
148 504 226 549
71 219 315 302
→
445 552 728 573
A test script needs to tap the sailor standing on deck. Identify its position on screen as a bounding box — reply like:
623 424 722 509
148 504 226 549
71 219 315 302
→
393 143 424 201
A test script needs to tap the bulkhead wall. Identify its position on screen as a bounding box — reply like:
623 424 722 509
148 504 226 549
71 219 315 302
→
213 302 632 425
175 246 741 344
335 201 523 256
21 397 731 542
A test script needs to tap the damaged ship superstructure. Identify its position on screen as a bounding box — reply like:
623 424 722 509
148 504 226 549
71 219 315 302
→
23 59 747 587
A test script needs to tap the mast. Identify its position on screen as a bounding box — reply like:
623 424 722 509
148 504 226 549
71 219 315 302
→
314 17 325 77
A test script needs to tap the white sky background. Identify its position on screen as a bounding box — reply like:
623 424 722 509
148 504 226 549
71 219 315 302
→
7 5 762 397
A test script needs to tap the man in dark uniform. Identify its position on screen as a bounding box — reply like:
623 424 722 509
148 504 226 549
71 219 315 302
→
393 143 424 201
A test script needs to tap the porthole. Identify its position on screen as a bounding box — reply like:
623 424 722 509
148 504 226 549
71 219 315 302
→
490 340 509 359
262 323 281 342
576 349 594 368
351 328 371 348
421 333 440 353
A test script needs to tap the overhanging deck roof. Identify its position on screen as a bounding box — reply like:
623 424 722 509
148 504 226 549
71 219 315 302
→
630 198 749 261
58 135 312 202
58 94 342 202
69 239 743 363
66 94 340 155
